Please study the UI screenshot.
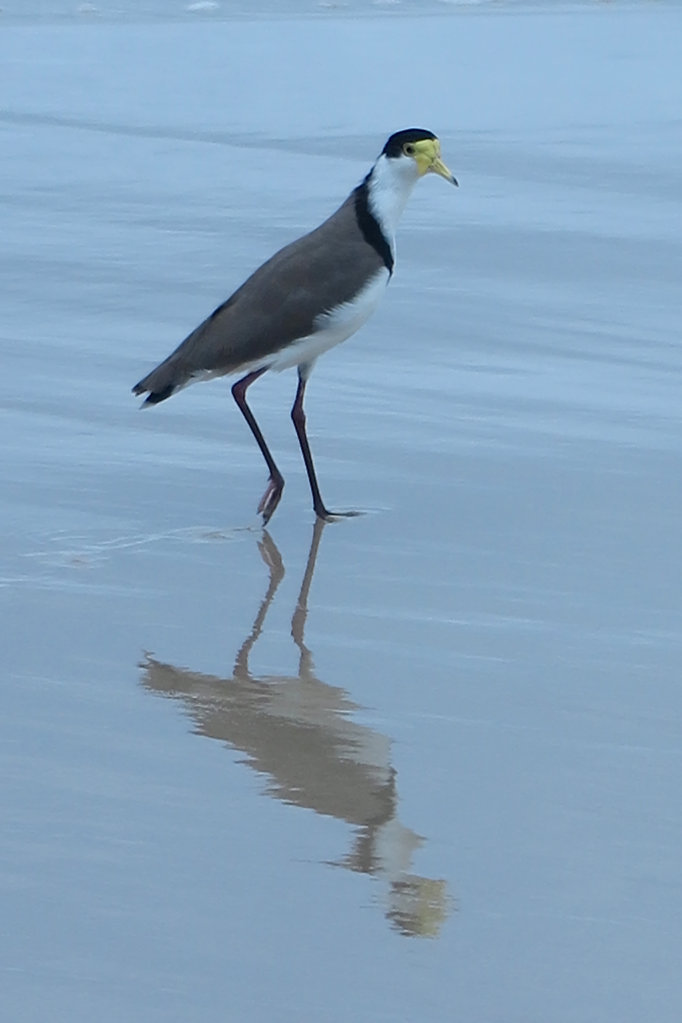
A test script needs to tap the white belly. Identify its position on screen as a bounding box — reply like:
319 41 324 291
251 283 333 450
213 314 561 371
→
266 268 390 372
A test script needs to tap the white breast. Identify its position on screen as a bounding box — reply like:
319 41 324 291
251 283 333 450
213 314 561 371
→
267 268 390 373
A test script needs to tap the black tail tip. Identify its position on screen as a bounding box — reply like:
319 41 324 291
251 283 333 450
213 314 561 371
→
132 383 174 406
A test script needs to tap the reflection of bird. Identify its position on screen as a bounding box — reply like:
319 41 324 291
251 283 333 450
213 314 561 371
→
139 521 450 938
133 129 457 524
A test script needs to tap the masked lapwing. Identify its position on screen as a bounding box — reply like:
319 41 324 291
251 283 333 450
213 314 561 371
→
132 128 457 524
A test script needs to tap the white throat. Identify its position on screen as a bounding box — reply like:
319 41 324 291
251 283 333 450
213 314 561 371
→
365 153 420 252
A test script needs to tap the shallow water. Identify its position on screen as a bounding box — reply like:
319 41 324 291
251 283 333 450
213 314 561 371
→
2 3 682 1021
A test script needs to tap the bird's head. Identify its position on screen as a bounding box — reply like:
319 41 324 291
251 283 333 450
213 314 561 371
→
382 129 458 187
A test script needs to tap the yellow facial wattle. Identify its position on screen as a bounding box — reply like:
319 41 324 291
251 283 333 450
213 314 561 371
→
412 139 458 186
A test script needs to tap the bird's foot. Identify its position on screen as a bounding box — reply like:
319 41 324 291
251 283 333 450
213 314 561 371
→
257 474 284 525
314 505 364 523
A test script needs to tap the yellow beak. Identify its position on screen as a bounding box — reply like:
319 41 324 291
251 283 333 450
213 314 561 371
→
429 155 458 187
413 139 458 186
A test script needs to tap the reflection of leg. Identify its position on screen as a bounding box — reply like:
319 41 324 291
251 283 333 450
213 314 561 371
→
291 518 326 667
232 368 284 524
258 530 285 585
233 529 285 676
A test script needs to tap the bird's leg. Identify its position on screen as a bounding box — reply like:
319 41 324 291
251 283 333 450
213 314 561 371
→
291 370 360 522
232 369 284 524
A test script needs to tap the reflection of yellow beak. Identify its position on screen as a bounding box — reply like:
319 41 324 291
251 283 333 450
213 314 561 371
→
429 155 458 187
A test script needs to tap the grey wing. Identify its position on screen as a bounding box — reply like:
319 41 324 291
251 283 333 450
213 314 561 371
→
132 196 384 402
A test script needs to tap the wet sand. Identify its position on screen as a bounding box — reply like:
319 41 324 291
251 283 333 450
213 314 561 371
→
3 3 682 1021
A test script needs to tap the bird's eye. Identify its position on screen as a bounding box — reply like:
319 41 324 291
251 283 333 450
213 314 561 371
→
404 144 416 156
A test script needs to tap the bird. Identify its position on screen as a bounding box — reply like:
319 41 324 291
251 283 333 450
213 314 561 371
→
132 128 457 524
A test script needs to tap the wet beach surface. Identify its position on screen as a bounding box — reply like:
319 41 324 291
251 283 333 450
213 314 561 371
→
2 3 682 1020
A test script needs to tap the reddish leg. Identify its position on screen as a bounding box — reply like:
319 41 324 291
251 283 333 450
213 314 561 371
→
291 370 360 522
232 369 284 524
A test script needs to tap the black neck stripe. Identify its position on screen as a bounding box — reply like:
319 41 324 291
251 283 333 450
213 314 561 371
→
353 174 394 275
